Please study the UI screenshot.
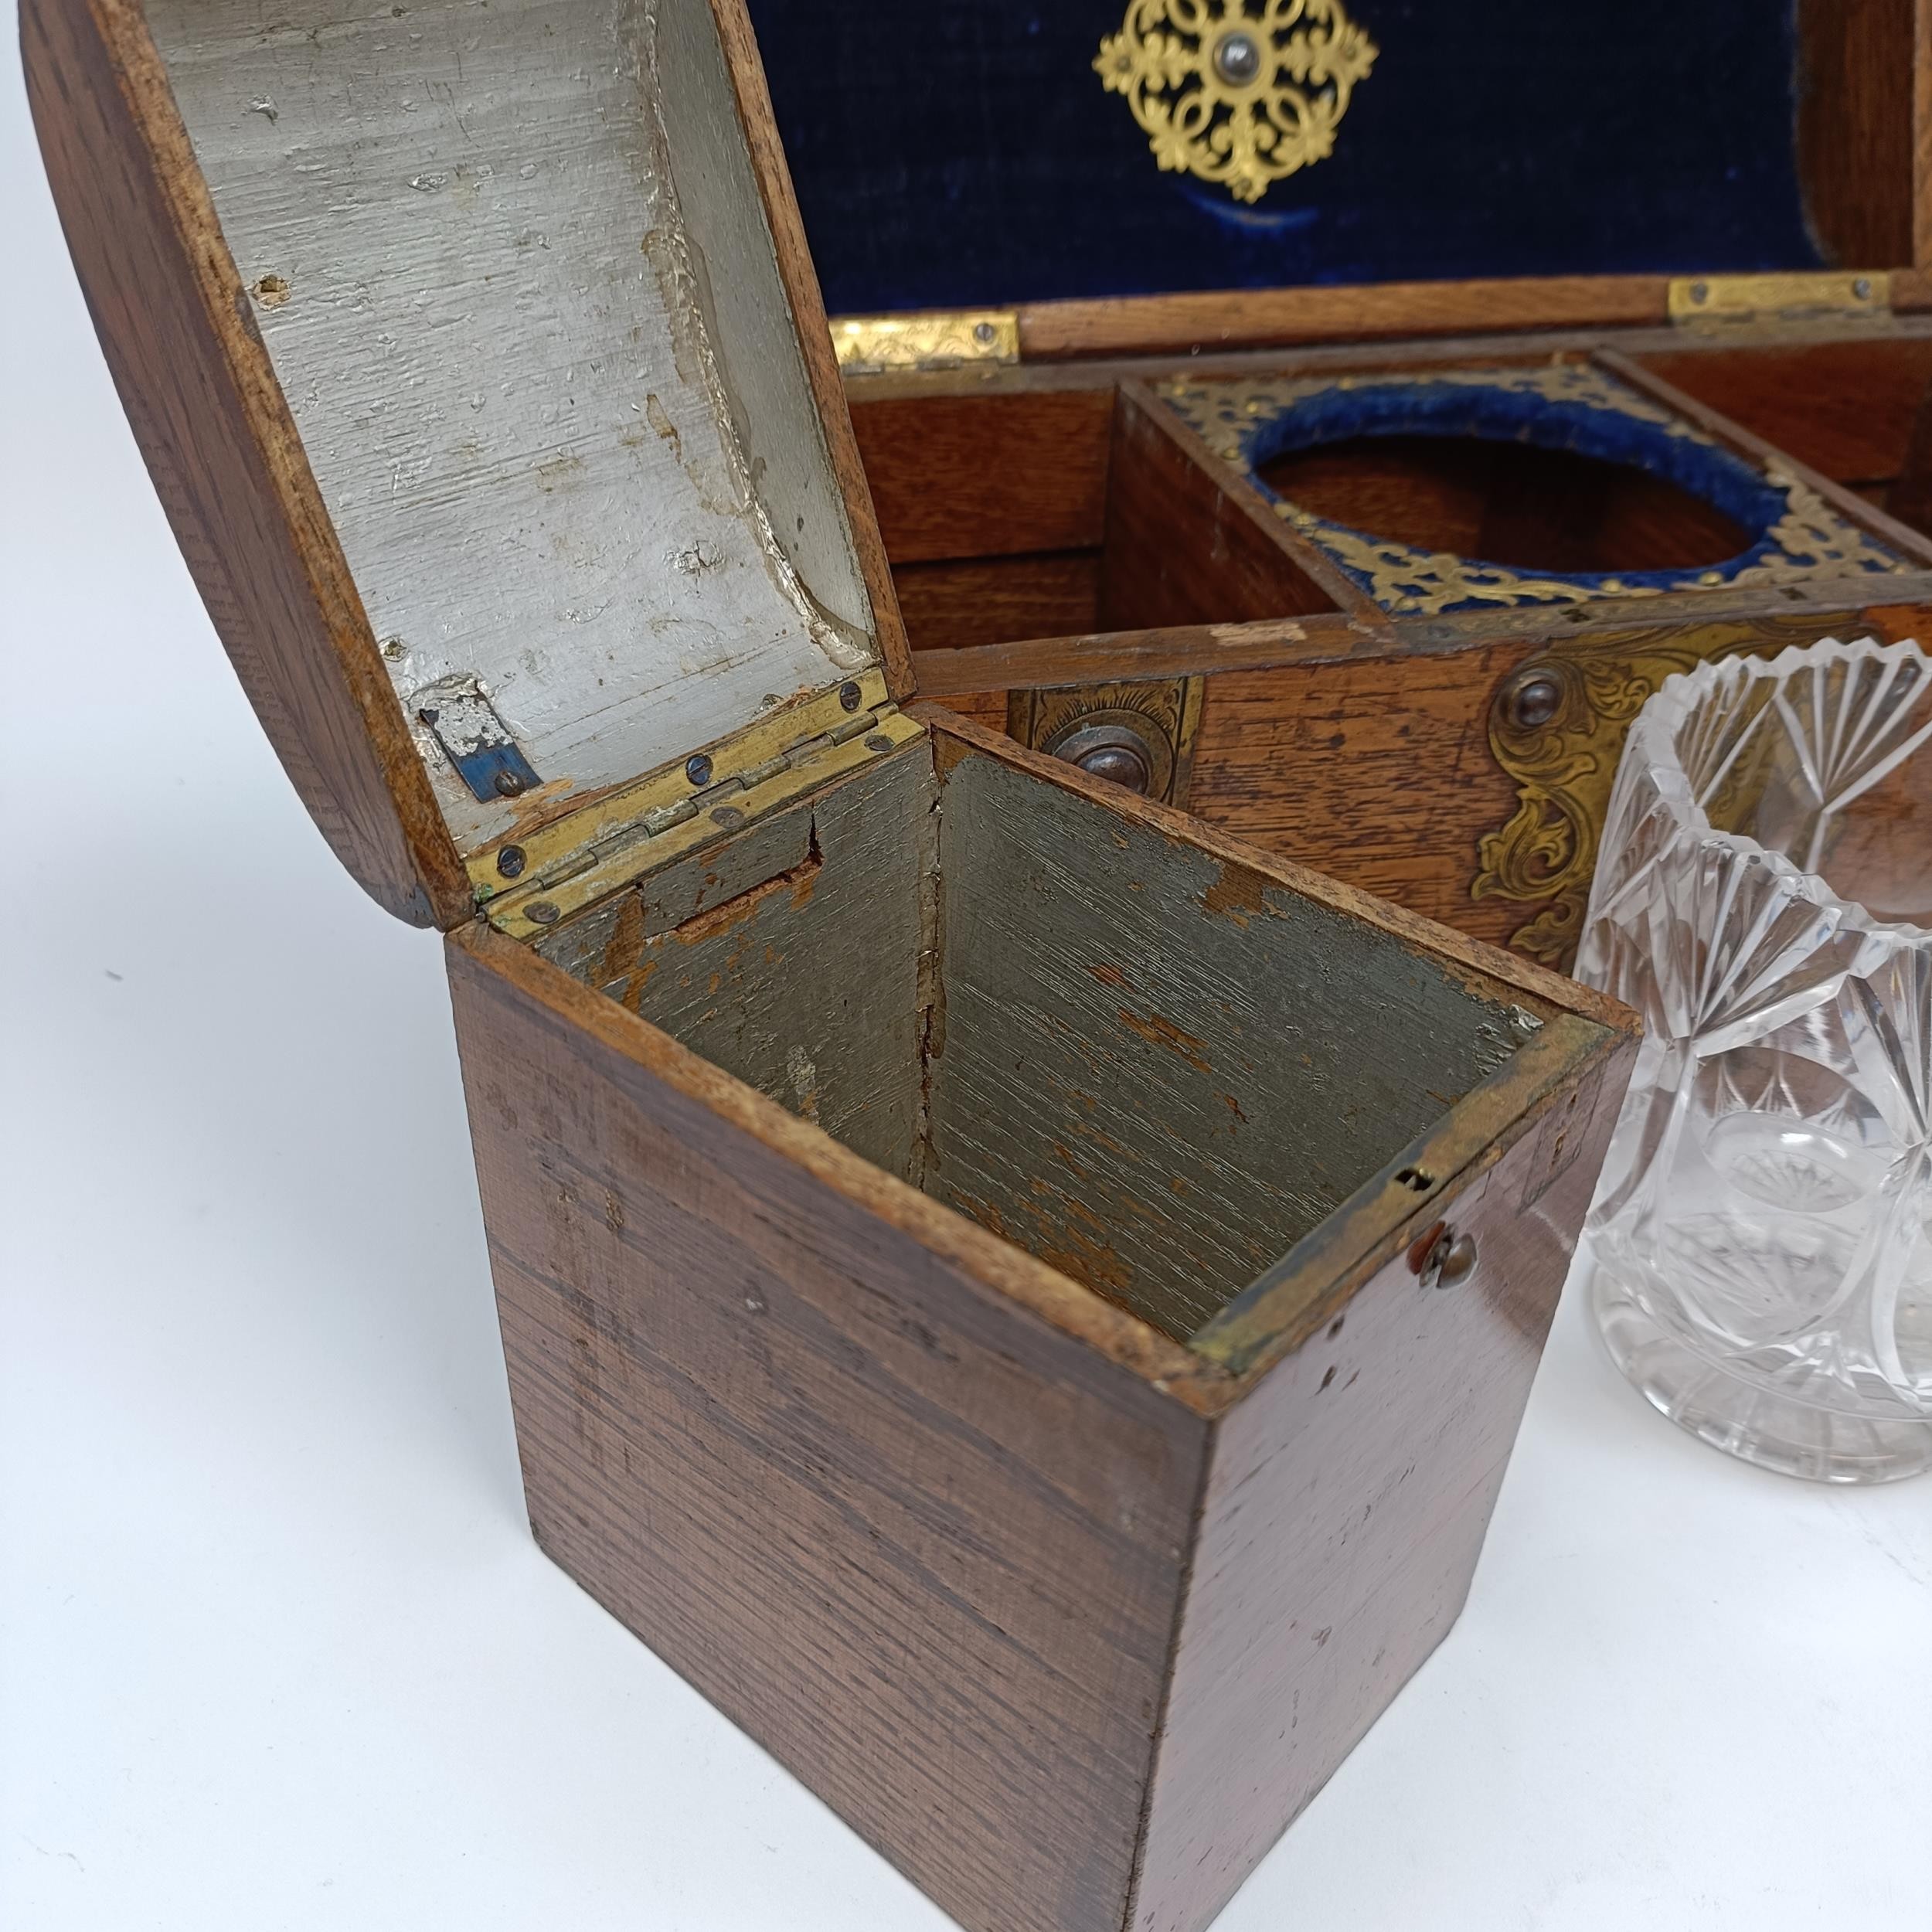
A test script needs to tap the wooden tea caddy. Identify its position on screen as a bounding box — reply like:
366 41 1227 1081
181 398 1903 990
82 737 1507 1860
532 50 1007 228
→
23 0 1636 1927
776 0 1932 968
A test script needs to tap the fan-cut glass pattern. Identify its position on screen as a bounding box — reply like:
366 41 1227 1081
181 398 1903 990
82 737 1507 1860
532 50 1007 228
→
1577 638 1932 1481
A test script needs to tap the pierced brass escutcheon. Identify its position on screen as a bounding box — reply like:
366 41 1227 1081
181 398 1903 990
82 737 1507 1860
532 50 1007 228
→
1094 0 1377 205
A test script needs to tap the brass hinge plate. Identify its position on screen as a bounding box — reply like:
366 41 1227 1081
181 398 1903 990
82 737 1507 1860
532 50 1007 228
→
1668 270 1892 329
471 670 924 940
830 308 1021 375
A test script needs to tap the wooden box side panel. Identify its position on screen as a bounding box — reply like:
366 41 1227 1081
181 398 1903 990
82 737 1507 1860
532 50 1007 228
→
22 0 467 927
1185 640 1538 949
445 933 1209 1932
926 742 1546 1342
1131 1038 1633 1932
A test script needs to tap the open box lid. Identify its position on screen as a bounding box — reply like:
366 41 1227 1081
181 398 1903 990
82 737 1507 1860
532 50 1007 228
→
26 0 909 927
751 0 1932 363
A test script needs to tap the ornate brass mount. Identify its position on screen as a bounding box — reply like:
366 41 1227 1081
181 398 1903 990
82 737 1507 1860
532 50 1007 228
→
1469 615 1880 966
1161 365 1908 617
1009 680 1204 805
1094 0 1377 205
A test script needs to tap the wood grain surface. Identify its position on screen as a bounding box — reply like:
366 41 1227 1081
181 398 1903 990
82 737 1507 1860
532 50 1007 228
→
850 386 1116 563
448 922 1209 1932
1797 0 1921 270
445 710 1631 1932
927 747 1538 1341
895 551 1103 651
1628 336 1932 492
22 0 469 926
908 614 1383 697
1017 276 1674 360
1100 389 1359 629
1185 643 1540 947
1597 349 1932 566
1131 1043 1628 1932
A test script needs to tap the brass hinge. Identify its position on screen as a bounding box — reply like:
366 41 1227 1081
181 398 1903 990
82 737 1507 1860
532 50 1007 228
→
472 669 926 941
1668 270 1892 330
830 308 1021 375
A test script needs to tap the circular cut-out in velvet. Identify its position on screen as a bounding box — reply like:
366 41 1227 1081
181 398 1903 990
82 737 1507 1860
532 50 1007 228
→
1256 433 1757 577
1245 377 1788 597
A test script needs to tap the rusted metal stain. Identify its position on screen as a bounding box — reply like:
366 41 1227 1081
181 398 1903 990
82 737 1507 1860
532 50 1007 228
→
1117 1009 1214 1073
669 854 821 944
1201 863 1267 927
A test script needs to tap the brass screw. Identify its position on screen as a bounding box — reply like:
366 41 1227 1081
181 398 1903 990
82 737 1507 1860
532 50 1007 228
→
496 844 527 880
526 900 560 925
838 681 862 712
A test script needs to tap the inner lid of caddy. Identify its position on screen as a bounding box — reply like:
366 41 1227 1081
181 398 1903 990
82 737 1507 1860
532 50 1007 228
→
146 0 888 855
744 0 1917 316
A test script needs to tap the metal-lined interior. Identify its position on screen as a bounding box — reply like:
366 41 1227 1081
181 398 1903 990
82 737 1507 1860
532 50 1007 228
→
147 0 875 854
543 740 1531 1342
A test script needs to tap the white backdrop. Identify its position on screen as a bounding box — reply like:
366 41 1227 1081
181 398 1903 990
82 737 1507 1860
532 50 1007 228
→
2 19 1928 1927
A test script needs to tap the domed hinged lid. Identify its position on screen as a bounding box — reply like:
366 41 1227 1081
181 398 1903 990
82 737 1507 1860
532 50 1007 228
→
24 0 910 926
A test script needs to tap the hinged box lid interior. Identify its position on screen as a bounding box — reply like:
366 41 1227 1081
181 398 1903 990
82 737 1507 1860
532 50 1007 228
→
126 0 903 903
747 0 1930 353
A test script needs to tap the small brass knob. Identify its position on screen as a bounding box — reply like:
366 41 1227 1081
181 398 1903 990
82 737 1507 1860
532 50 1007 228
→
1410 1223 1478 1290
1047 718 1162 796
1076 740 1151 792
1434 1233 1479 1288
1213 29 1263 84
1502 670 1563 732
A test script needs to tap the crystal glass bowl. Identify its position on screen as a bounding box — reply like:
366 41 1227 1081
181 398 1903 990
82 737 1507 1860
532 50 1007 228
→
1577 637 1932 1482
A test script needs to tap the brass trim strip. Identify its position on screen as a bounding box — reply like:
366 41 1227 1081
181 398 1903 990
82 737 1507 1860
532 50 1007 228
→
1189 1013 1616 1378
469 670 907 929
830 309 1020 373
1668 270 1891 328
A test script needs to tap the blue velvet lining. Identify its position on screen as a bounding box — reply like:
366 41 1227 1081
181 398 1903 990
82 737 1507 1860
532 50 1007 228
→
1219 377 1885 608
744 1 1820 314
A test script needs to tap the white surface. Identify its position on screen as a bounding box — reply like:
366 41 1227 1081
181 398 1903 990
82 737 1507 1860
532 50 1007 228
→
3 31 1930 1928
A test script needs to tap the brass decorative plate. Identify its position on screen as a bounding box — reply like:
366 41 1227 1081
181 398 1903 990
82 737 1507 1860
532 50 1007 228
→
1162 365 1909 617
1094 0 1377 205
1469 615 1889 965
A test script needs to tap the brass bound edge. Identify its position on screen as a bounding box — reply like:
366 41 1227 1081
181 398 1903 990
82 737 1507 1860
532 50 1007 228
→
471 670 923 939
831 310 1021 374
1668 270 1892 328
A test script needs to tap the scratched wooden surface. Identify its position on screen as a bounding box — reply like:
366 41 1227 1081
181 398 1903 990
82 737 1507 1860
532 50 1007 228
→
447 923 1209 1932
1130 1043 1630 1932
1184 645 1539 947
446 772 1628 1932
527 730 1543 1344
